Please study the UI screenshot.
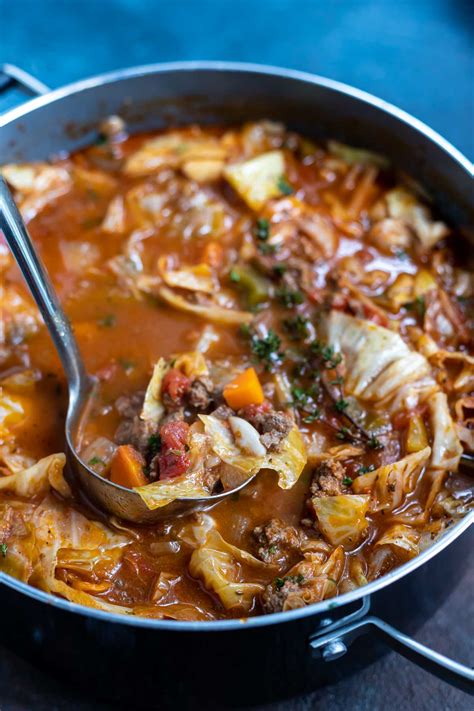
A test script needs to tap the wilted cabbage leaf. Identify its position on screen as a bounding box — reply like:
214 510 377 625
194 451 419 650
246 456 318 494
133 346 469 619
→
0 453 67 498
156 285 254 325
1 163 72 222
323 311 432 406
199 415 307 489
265 425 307 489
312 494 370 547
224 150 286 210
135 471 211 510
0 391 25 434
352 446 431 511
124 133 226 177
328 141 389 168
172 351 209 378
140 358 170 426
189 529 266 611
428 392 463 471
158 257 215 294
264 546 346 612
385 187 450 250
375 524 420 557
0 492 132 614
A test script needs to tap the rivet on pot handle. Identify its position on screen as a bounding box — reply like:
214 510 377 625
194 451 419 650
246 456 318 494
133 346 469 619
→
310 596 474 695
0 64 50 98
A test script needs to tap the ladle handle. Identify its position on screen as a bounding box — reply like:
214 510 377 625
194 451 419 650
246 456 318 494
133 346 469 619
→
0 176 89 401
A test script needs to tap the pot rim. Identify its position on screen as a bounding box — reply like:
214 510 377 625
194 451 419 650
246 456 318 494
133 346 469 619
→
1 60 473 173
0 60 473 632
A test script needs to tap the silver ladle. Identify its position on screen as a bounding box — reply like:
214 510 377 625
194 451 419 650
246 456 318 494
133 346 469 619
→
0 177 255 524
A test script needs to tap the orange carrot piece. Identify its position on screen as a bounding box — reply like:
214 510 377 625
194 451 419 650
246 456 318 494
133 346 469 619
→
110 445 148 488
223 367 264 410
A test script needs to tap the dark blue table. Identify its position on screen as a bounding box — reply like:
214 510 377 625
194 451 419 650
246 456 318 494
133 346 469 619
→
0 0 472 708
1 0 473 158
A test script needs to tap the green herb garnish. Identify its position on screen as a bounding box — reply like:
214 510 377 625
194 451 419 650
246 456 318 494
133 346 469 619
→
282 315 309 341
395 249 409 260
0 543 7 557
277 176 294 195
255 217 270 241
367 436 384 450
250 329 284 370
303 410 321 424
336 427 353 442
88 456 104 467
358 464 376 475
229 269 241 283
147 434 161 458
310 340 342 369
342 477 353 486
406 295 426 320
334 398 349 413
275 573 304 590
258 242 279 256
276 287 304 308
272 264 287 277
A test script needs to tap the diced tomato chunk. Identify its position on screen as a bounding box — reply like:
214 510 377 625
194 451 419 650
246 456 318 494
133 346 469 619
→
161 368 190 404
158 420 190 480
160 420 189 450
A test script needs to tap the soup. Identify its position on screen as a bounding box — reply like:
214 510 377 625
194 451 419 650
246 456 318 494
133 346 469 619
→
1 119 472 620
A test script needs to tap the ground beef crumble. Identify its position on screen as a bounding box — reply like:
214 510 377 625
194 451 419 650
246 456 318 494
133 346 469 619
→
239 404 292 451
261 578 304 614
253 518 306 565
310 459 348 498
187 378 215 410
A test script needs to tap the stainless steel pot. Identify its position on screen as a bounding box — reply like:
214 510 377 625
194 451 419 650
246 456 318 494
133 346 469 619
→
0 61 473 705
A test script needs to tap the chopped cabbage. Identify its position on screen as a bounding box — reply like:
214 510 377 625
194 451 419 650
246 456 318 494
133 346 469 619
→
375 524 420 557
323 311 432 405
60 241 100 273
0 453 67 498
101 196 126 234
189 529 266 611
352 447 431 511
428 392 463 470
1 163 72 223
172 351 209 378
328 141 389 168
224 150 286 210
312 494 370 547
135 471 211 509
72 166 117 195
0 492 132 614
140 358 170 426
267 546 345 611
156 285 254 325
124 133 226 177
158 258 215 293
385 187 450 249
199 415 307 489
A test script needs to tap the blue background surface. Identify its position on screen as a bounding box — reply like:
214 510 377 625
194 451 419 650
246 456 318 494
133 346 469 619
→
1 0 473 157
0 1 473 709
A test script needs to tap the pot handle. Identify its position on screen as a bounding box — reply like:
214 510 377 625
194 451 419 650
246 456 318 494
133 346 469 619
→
310 601 474 695
0 64 50 99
